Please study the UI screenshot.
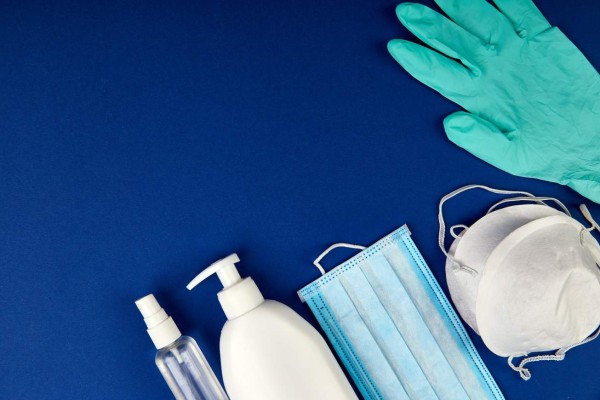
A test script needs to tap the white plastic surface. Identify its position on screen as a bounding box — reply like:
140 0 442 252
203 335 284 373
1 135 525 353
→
220 300 357 400
217 277 264 320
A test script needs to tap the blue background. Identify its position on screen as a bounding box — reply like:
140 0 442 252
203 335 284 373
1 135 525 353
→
1 0 599 399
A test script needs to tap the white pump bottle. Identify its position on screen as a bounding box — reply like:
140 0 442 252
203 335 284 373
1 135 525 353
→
186 253 357 400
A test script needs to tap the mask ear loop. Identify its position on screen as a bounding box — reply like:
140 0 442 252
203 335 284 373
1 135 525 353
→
508 327 600 381
313 243 367 275
438 184 539 276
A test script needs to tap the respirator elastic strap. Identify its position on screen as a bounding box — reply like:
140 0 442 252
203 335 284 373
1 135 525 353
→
580 204 600 232
508 326 600 381
488 196 570 216
438 184 541 276
578 204 600 265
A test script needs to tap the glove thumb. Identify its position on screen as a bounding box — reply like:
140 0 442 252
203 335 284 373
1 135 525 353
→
444 111 513 171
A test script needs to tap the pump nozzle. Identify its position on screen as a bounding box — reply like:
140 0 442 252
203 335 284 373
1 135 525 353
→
187 253 264 320
187 253 242 290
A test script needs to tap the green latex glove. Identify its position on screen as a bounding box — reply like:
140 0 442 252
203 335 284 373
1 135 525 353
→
388 0 600 203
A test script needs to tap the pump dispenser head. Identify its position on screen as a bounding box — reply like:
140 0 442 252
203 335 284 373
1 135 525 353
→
187 253 242 290
135 294 181 349
187 253 264 320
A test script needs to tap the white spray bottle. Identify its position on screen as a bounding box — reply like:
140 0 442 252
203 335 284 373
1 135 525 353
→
186 253 357 400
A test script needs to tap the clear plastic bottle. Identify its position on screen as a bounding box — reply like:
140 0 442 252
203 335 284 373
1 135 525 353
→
156 336 228 400
136 294 229 400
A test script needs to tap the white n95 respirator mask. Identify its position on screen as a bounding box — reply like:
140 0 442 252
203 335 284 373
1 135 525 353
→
439 185 600 380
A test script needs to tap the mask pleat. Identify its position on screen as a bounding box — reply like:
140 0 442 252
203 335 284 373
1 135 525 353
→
384 241 488 399
361 253 467 400
320 278 410 400
322 313 385 400
304 291 384 400
339 265 440 400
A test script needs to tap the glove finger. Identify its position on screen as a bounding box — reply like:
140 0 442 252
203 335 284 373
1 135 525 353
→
388 39 477 106
444 111 514 170
434 0 514 43
492 0 551 38
396 3 484 72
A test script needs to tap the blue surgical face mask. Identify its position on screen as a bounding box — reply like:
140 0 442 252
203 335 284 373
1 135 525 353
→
298 225 504 400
